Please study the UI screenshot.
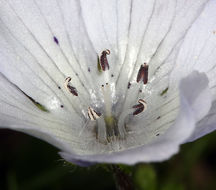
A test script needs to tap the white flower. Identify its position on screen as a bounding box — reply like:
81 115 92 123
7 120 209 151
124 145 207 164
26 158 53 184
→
0 0 216 166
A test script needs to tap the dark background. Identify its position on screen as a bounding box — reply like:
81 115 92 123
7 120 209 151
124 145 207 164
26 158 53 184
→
0 129 216 190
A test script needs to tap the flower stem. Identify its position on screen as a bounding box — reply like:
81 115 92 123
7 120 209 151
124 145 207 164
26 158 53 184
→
110 165 134 190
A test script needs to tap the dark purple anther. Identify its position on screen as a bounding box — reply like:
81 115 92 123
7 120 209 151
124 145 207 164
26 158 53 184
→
64 77 78 96
132 99 147 115
100 49 110 71
68 85 78 96
132 103 144 115
137 63 148 84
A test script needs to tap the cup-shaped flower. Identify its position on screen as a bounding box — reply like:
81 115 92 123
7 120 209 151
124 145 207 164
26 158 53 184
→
0 0 216 166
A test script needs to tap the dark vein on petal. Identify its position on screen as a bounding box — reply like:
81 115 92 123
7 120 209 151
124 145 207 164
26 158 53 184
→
0 98 69 127
118 0 157 113
32 0 91 99
97 0 116 53
4 1 86 116
55 0 96 92
0 111 82 139
0 73 79 124
115 0 133 85
150 1 209 77
0 18 82 116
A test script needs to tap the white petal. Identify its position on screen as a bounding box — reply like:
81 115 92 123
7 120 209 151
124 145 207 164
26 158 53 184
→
170 0 216 89
169 0 216 141
188 100 216 142
116 0 208 96
60 71 211 165
0 73 98 155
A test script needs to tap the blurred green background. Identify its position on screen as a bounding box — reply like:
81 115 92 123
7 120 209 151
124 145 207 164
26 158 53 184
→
0 129 216 190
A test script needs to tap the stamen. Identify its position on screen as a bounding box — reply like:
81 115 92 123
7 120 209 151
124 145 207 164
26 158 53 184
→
117 110 130 138
97 116 107 143
132 99 147 115
64 77 78 96
138 99 147 107
99 49 110 71
137 63 149 84
87 107 101 121
86 107 107 143
70 47 152 145
118 98 147 139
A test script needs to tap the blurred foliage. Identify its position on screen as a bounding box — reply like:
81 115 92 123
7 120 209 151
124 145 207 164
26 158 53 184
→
0 129 216 190
133 164 157 190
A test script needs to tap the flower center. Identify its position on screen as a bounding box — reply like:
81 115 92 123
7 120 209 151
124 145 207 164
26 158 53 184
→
64 50 151 145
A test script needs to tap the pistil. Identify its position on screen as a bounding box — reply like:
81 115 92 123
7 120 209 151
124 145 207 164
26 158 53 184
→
101 83 112 117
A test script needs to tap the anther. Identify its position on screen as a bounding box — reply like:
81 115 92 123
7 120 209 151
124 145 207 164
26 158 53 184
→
87 107 101 121
138 99 147 107
137 63 148 84
99 49 110 71
132 99 147 115
64 77 78 96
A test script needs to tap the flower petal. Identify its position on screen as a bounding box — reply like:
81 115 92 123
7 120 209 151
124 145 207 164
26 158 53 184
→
113 0 209 117
188 100 216 142
169 0 216 141
60 71 211 165
116 0 208 96
0 73 100 155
